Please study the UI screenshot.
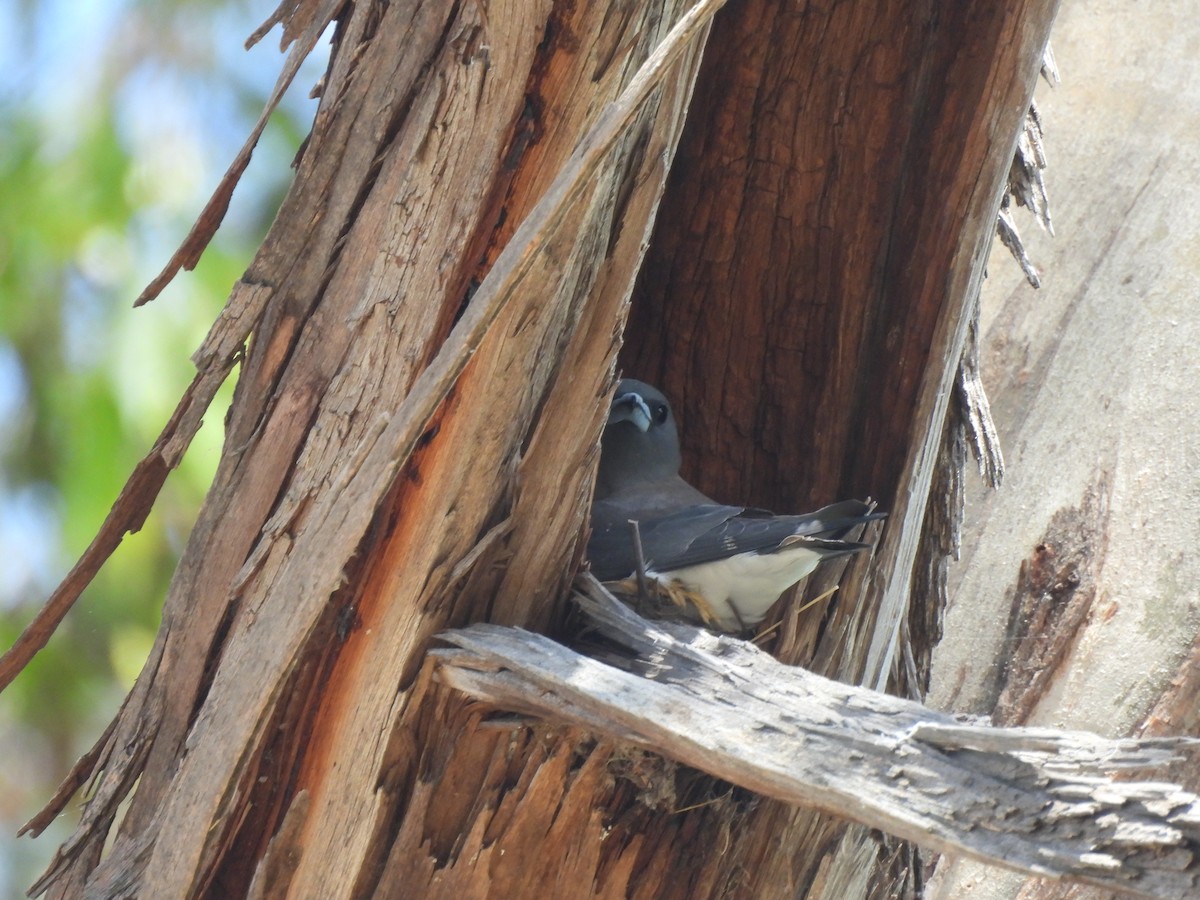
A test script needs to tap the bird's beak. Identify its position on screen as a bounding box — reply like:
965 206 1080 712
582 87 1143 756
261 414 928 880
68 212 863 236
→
608 391 652 432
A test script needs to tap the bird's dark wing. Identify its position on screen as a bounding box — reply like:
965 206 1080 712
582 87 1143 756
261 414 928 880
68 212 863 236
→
588 503 742 580
588 500 884 579
642 506 875 571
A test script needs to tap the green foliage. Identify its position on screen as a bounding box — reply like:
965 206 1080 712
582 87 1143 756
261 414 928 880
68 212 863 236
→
0 0 322 890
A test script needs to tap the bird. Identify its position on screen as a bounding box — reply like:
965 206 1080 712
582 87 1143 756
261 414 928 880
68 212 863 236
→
588 378 884 632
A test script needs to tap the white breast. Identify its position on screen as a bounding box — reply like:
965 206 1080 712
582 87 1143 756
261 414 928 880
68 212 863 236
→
648 544 825 631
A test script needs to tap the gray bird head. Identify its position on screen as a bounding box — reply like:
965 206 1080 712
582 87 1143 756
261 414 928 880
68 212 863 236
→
595 379 682 501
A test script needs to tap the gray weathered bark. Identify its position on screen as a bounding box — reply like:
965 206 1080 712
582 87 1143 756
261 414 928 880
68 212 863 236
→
436 578 1200 897
2 0 1075 896
929 0 1200 897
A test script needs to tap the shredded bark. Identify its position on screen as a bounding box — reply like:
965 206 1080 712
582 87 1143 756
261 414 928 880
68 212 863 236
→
997 44 1058 289
135 0 345 306
993 474 1111 726
437 577 1200 898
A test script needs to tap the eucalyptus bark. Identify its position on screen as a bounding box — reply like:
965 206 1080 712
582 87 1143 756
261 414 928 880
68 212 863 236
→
10 0 1065 897
928 1 1200 897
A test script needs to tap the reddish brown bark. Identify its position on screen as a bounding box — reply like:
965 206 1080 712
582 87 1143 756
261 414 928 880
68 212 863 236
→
15 0 1061 897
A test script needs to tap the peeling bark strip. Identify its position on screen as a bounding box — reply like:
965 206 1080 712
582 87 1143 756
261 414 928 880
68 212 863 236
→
9 0 1071 896
136 0 345 305
437 580 1200 899
0 0 344 690
24 0 721 896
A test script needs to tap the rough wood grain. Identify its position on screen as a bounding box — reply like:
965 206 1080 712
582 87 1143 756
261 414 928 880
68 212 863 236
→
11 0 1073 896
621 0 1061 893
621 0 1062 691
436 579 1200 899
927 2 1200 897
26 1 720 897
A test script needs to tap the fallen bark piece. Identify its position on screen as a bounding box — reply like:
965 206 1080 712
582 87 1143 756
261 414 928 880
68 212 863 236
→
433 576 1200 899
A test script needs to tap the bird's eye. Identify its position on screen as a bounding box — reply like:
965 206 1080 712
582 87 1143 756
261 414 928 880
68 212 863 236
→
653 403 669 424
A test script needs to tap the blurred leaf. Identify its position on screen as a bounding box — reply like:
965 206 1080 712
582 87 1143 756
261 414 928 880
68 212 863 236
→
0 0 323 890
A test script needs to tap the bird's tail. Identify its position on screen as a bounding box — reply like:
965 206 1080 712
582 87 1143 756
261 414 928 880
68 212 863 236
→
777 535 873 557
801 499 887 541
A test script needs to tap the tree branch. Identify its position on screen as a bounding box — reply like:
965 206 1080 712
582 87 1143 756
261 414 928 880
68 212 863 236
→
434 576 1200 899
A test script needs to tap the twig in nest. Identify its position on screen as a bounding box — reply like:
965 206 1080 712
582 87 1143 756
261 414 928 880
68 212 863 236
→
672 796 724 815
753 586 840 644
795 585 839 616
752 620 783 645
627 519 651 608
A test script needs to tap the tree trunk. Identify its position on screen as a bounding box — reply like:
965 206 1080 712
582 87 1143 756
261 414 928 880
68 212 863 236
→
10 0 1061 897
928 0 1200 896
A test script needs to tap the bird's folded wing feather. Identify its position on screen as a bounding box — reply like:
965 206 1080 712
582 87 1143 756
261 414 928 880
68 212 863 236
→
588 504 740 580
589 500 881 579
